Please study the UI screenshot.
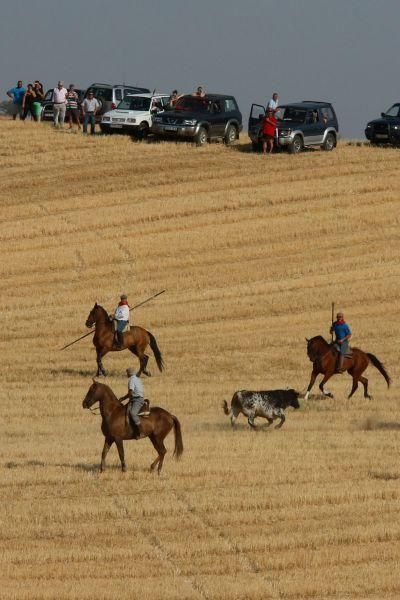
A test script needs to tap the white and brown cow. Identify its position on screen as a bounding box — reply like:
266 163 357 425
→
223 389 300 429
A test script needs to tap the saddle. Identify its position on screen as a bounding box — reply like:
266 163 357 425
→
112 320 130 333
330 343 353 359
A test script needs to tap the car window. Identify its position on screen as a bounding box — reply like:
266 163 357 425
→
160 97 170 108
175 96 209 113
306 110 320 124
44 90 53 101
250 105 265 120
225 98 237 112
321 107 334 123
117 96 151 111
90 87 112 101
279 107 307 123
212 100 222 113
115 89 123 102
384 104 400 117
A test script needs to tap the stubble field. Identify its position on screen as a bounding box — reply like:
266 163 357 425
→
0 121 400 599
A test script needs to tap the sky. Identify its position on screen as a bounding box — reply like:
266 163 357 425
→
1 0 399 138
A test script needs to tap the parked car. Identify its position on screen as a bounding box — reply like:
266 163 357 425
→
84 83 150 122
248 101 339 153
152 94 242 146
365 103 400 145
41 88 85 121
100 92 170 137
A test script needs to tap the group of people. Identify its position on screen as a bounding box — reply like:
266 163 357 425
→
7 80 44 121
167 85 206 109
6 79 101 134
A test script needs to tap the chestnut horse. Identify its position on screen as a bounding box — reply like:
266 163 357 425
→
304 335 391 400
82 380 183 474
85 303 164 377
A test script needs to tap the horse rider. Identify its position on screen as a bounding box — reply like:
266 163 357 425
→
120 367 144 438
330 311 352 373
113 294 130 348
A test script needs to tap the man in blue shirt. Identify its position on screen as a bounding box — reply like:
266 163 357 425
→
7 81 26 120
330 311 352 372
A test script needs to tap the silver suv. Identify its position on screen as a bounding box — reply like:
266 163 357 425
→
85 83 150 121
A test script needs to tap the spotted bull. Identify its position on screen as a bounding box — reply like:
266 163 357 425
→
223 389 300 429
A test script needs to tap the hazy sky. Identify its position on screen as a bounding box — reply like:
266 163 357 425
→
1 0 399 137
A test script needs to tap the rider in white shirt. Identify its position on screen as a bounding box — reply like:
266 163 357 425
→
113 294 130 347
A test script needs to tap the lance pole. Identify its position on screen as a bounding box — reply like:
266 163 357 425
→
59 290 166 351
331 301 335 342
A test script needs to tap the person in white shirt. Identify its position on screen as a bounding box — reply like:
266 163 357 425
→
82 90 100 134
120 368 145 438
53 81 68 128
267 92 279 112
113 294 130 347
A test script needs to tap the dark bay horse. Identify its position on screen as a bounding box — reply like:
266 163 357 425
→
82 380 183 474
304 335 391 400
85 303 164 377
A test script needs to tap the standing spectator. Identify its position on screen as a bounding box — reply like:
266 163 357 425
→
82 90 100 135
52 81 68 128
267 92 279 112
6 80 26 120
21 84 38 122
261 108 277 155
33 81 44 121
65 84 81 131
168 89 181 109
194 86 206 97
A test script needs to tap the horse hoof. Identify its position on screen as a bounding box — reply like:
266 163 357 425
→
121 466 127 473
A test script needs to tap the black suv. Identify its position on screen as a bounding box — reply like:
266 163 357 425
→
151 94 242 146
248 101 339 153
365 103 400 145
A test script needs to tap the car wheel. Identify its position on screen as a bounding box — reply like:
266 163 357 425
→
195 127 208 146
288 135 303 154
224 125 237 145
322 132 336 151
137 122 150 139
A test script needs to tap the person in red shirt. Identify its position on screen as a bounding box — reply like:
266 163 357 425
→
261 108 277 154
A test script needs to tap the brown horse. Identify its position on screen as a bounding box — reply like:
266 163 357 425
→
82 380 183 474
85 303 164 377
304 335 391 400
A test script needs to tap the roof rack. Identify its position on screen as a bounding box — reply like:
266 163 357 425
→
302 100 330 104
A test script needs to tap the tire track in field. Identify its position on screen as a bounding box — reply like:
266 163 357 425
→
113 498 211 600
172 490 279 598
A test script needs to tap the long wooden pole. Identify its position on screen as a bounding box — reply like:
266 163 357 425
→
59 290 166 351
331 301 335 342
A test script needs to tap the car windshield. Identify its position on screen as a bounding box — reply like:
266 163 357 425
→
277 106 307 123
384 104 400 117
89 87 112 101
173 96 210 112
117 96 151 111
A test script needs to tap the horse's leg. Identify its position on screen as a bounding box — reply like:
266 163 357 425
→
264 417 274 428
348 375 359 399
230 407 241 427
100 436 114 472
359 375 372 400
96 351 107 377
319 373 334 398
148 433 161 472
304 368 318 400
115 439 127 472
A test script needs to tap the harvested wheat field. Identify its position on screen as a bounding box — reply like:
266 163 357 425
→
1 120 400 600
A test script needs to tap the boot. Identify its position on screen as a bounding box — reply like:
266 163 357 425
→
116 331 123 348
337 353 345 373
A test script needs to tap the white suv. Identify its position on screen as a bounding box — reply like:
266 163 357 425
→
100 93 170 137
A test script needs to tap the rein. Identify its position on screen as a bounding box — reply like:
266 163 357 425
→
88 405 101 416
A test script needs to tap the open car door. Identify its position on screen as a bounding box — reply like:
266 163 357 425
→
248 103 265 133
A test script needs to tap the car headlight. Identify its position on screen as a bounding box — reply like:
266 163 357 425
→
183 119 197 126
279 130 292 137
126 118 136 123
366 124 372 129
392 125 399 130
102 116 110 122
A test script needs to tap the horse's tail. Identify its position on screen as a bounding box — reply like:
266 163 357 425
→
171 415 183 459
148 331 164 372
367 353 391 388
222 400 230 416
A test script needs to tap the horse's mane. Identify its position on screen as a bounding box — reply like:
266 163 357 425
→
309 335 329 345
93 380 122 404
95 304 109 316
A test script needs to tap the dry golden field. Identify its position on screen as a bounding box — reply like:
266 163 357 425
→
1 120 400 600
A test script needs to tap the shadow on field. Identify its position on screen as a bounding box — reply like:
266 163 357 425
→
3 459 123 473
359 418 400 431
197 421 277 432
49 368 124 378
